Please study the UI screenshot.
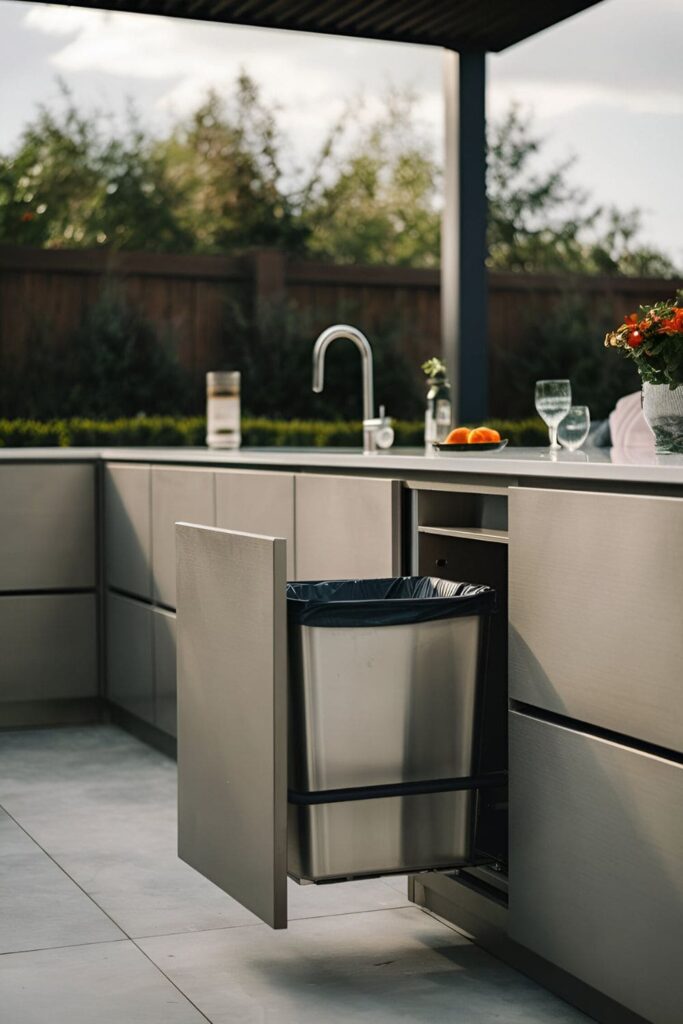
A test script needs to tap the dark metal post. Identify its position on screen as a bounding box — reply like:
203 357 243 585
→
442 50 488 422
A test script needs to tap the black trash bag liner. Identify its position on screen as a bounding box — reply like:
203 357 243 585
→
286 576 496 628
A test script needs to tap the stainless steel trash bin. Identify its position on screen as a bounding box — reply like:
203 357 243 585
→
286 577 496 882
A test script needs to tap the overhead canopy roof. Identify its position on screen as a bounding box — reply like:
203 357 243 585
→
33 1 602 52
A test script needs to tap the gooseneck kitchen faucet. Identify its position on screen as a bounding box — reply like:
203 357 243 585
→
312 324 393 454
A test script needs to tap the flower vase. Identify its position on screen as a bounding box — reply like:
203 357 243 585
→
642 382 683 453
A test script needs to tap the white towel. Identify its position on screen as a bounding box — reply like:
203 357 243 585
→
609 391 655 450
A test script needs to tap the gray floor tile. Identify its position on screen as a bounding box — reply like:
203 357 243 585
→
139 907 589 1024
380 873 409 896
0 809 123 954
0 940 207 1024
0 727 408 938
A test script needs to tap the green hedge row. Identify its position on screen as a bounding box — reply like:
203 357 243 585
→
0 416 548 448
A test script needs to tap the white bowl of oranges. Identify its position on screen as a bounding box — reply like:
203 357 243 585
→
433 426 508 453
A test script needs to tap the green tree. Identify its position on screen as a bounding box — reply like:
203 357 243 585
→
0 78 677 277
0 83 191 251
487 105 677 276
157 74 310 252
303 91 440 266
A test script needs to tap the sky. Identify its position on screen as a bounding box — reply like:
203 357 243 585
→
0 0 681 265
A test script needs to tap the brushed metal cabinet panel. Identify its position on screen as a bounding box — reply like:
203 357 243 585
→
509 487 683 751
153 606 177 737
295 474 401 580
106 592 154 723
151 467 215 608
0 464 95 590
215 469 295 579
509 711 683 1024
104 463 152 598
176 524 288 929
0 594 97 701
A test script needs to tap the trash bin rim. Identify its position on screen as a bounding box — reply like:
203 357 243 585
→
286 576 496 628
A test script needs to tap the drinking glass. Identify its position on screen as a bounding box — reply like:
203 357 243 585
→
558 405 591 452
535 379 572 449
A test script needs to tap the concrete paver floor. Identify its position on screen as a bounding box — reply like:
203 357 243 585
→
0 726 589 1023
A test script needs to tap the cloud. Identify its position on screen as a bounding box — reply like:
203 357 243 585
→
22 4 442 163
490 0 683 117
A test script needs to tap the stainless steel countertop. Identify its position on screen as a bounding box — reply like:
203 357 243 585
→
1 445 683 486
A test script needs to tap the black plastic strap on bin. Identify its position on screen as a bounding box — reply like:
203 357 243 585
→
288 772 508 806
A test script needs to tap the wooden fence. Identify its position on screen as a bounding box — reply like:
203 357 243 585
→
0 244 679 413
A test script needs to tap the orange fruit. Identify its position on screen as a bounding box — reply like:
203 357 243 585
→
445 426 470 444
467 426 501 443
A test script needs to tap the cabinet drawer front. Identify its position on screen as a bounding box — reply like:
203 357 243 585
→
153 606 177 737
215 470 295 579
0 464 95 590
151 467 215 608
295 474 401 580
0 594 97 701
509 711 683 1024
106 592 154 724
509 486 683 751
105 463 152 598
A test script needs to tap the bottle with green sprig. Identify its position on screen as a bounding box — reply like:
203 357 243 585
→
422 357 452 451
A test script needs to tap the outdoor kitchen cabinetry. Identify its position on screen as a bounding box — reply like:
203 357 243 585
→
106 591 154 723
104 462 216 729
294 473 401 579
104 463 152 599
215 469 295 579
151 466 216 608
0 463 97 723
508 486 683 1024
104 463 297 733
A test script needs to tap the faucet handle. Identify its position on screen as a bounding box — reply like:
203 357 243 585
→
371 406 395 450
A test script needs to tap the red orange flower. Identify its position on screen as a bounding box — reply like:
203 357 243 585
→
659 308 683 335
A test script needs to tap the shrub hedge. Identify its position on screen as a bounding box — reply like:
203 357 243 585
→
0 416 548 448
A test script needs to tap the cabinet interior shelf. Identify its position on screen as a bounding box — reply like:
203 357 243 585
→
418 525 509 545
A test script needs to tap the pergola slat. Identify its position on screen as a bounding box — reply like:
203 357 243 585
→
23 1 602 52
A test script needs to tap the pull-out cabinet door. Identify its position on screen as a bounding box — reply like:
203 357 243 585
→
509 486 683 752
176 524 288 929
509 710 683 1024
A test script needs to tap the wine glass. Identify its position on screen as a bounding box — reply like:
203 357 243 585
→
535 380 572 450
558 405 591 452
